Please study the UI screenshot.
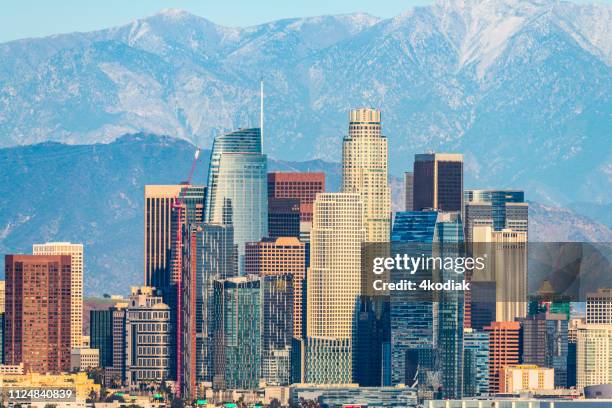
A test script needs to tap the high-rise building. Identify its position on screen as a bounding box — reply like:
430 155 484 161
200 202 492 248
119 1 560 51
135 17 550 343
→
4 255 72 374
212 276 261 390
404 172 413 211
33 242 83 349
518 312 568 387
463 329 490 397
90 309 113 368
105 302 128 386
261 274 294 386
305 193 365 384
484 321 521 394
413 153 463 212
245 237 306 338
205 128 268 272
567 317 584 388
463 201 493 244
390 211 438 387
464 190 527 235
576 322 612 391
125 287 172 388
342 108 390 242
0 280 5 314
587 288 612 324
267 198 301 238
144 185 185 288
267 171 325 225
472 226 528 323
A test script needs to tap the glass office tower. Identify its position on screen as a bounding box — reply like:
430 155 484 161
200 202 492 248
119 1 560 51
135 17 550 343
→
205 128 267 273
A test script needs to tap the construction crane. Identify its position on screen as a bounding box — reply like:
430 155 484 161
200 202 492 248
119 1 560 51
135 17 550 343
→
172 148 200 397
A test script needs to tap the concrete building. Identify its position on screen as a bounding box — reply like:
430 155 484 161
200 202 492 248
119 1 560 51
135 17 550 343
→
0 280 5 314
342 108 390 243
105 302 128 386
33 242 84 349
484 321 521 394
4 254 72 374
125 287 172 388
413 153 463 212
587 288 612 324
499 365 555 393
305 193 365 384
576 322 612 391
464 190 527 233
70 347 100 371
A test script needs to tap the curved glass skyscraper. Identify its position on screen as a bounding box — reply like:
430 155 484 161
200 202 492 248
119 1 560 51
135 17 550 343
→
205 128 268 273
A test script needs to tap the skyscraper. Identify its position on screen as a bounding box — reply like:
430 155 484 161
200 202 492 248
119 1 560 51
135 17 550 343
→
90 309 113 368
472 226 528 323
267 171 325 225
576 322 612 391
212 276 261 390
198 218 238 383
267 198 301 238
261 274 294 386
485 321 521 394
342 108 390 242
4 254 72 374
245 237 306 338
33 242 83 349
518 312 568 387
144 185 185 288
464 190 527 235
463 328 490 397
205 128 268 272
305 193 365 384
413 153 463 212
404 172 413 211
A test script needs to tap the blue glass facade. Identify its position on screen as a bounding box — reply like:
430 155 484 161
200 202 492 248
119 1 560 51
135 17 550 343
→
463 329 489 396
464 190 524 231
205 128 268 273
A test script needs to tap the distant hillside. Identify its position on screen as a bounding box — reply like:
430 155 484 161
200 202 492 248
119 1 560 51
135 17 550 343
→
1 134 609 295
0 1 610 207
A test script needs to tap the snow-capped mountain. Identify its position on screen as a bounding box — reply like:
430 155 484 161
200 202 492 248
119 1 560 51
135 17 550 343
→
0 0 610 207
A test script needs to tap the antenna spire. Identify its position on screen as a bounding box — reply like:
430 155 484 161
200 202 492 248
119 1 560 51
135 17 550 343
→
260 78 264 151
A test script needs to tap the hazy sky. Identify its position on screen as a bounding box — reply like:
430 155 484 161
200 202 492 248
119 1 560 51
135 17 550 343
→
1 0 608 43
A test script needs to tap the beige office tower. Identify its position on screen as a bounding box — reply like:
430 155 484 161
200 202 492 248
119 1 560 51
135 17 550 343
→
33 242 84 349
342 108 390 242
472 226 527 322
305 193 365 384
144 185 184 287
576 322 612 391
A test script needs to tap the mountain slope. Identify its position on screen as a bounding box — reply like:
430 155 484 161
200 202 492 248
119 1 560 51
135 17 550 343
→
0 0 610 207
1 135 610 295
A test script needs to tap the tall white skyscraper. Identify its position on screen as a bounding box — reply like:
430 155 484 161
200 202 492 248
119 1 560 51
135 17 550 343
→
305 193 365 384
342 108 390 242
576 322 612 391
33 241 83 349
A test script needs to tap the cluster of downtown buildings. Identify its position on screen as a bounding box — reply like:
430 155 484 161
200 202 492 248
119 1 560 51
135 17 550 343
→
2 108 612 406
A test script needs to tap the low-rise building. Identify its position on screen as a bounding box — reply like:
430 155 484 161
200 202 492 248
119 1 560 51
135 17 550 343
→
70 347 100 371
499 365 554 393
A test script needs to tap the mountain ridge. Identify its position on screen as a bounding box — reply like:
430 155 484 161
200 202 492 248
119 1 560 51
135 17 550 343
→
1 134 610 295
0 0 610 209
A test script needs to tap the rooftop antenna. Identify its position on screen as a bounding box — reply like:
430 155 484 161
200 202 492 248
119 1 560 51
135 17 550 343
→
260 78 264 151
